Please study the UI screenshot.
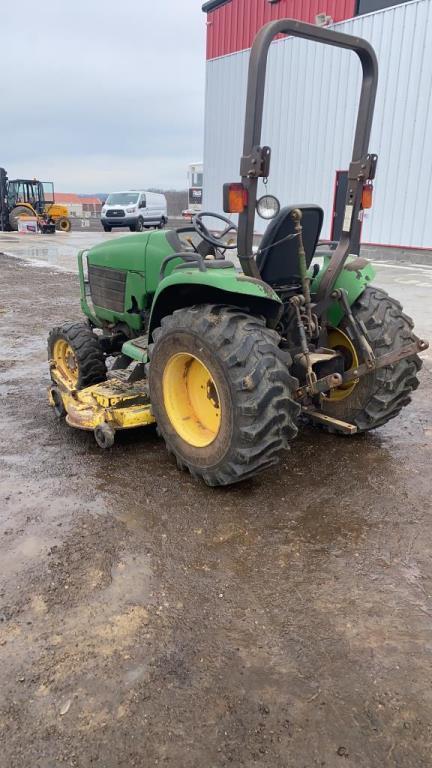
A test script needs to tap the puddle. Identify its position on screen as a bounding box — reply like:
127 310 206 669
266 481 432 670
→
105 553 153 606
0 231 127 273
1 534 55 579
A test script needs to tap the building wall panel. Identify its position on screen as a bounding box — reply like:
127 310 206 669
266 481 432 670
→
206 0 356 60
203 0 432 248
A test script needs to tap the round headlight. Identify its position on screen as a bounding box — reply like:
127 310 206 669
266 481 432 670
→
256 195 280 220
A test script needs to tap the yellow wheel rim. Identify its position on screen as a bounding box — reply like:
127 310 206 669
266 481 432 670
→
59 219 71 231
53 339 79 387
162 353 221 447
324 327 359 402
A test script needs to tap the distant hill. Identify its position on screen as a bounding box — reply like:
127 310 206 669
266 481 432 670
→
79 193 109 203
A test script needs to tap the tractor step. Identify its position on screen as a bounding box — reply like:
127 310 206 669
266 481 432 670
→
121 336 149 363
303 407 357 434
106 362 144 383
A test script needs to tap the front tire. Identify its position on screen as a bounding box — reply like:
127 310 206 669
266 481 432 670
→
103 224 112 232
56 217 71 232
135 217 143 232
48 322 107 390
148 305 300 486
319 286 422 432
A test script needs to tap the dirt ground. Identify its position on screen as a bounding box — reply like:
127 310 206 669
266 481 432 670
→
1 253 432 768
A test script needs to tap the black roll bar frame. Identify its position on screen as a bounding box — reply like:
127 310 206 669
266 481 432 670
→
236 19 378 301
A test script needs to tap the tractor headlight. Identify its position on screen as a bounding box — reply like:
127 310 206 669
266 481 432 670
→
256 195 280 220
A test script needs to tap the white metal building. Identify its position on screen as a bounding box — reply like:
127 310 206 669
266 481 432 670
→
203 0 432 249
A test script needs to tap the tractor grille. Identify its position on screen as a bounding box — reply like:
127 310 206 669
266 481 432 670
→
88 265 126 313
106 209 125 217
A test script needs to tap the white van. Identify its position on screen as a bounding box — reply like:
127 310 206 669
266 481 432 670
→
101 190 167 232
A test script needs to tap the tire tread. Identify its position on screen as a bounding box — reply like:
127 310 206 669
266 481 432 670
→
149 305 300 485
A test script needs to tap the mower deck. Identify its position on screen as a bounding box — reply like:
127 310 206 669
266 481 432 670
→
48 376 155 443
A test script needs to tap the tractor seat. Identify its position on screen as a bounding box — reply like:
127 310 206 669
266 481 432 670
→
256 204 324 287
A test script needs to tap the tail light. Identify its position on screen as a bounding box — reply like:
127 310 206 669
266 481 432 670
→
223 183 248 213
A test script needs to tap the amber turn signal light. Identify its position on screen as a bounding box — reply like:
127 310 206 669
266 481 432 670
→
223 183 248 213
362 181 373 209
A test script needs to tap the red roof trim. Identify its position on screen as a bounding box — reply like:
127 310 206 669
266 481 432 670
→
205 0 356 60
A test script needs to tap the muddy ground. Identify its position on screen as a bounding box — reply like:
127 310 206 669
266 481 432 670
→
1 253 432 767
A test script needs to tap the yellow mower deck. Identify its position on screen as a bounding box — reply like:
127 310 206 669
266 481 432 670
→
48 375 156 445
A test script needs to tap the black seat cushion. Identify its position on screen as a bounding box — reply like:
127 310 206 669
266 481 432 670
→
256 205 324 286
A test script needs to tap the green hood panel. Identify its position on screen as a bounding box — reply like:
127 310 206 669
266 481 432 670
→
81 231 182 328
85 230 179 283
85 231 150 271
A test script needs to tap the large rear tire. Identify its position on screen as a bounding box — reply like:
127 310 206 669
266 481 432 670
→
9 205 35 231
148 305 300 486
318 286 422 432
48 322 106 390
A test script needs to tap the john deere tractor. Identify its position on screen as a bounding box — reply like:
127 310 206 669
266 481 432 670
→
47 20 427 486
0 168 71 232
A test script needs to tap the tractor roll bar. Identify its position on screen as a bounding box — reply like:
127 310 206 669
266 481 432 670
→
237 19 378 295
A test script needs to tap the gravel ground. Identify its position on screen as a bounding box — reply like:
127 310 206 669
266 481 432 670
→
1 253 432 767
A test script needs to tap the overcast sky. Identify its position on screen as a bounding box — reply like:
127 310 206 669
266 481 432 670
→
2 0 206 192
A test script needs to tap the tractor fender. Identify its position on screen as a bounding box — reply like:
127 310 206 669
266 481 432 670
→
311 254 376 327
148 266 283 338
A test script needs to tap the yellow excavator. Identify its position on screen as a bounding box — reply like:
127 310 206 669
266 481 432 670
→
0 168 71 232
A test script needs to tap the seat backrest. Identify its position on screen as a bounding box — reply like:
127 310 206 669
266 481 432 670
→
256 204 324 286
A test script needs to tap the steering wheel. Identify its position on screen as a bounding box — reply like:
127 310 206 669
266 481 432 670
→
193 212 238 249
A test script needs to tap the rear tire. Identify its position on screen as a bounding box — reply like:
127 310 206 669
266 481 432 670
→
148 305 300 486
9 205 35 231
158 217 166 229
318 287 422 432
48 322 107 390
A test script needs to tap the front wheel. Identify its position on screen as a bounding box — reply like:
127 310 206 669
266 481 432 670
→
318 287 422 432
103 224 112 232
48 322 107 390
148 305 300 486
56 217 71 232
135 218 143 232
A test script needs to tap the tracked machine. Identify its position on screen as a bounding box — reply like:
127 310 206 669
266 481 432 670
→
47 19 427 485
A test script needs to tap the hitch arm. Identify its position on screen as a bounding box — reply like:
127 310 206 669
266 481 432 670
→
342 338 428 384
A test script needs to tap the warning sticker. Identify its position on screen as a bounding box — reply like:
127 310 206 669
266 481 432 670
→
343 204 353 232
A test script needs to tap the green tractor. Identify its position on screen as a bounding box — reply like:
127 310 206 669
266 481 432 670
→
47 19 427 486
